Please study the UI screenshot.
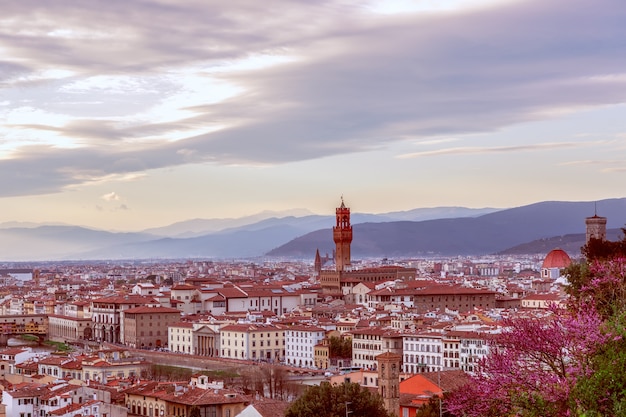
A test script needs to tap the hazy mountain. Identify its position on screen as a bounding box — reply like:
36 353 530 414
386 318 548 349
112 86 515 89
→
0 226 157 261
267 198 626 258
141 208 316 237
76 225 306 260
0 199 623 261
140 207 498 237
381 207 499 221
0 221 71 229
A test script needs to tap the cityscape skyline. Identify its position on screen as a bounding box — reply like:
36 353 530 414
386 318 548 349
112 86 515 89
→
1 0 625 231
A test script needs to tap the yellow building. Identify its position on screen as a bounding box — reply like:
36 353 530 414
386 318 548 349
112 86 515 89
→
219 323 285 362
314 339 330 370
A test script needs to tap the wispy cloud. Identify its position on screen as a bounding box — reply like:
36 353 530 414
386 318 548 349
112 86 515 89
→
101 192 120 202
397 142 586 159
603 167 626 173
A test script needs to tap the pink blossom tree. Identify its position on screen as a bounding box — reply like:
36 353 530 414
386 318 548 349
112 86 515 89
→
446 305 610 417
577 257 626 319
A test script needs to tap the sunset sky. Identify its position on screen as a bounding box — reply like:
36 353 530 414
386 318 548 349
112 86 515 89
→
1 0 625 231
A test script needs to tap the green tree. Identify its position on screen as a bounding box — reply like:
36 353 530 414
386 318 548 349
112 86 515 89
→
571 309 626 415
415 394 453 417
329 336 352 358
285 381 392 417
148 364 193 381
189 406 201 417
582 228 626 261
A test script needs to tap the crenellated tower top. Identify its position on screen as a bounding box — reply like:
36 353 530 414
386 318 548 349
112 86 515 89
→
333 197 352 271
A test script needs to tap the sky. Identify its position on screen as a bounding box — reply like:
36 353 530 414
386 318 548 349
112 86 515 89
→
1 0 625 231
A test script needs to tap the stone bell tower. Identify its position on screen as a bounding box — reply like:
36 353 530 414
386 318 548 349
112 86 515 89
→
585 204 607 244
333 197 352 272
377 351 401 417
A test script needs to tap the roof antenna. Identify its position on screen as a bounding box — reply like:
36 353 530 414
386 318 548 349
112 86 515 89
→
594 201 597 216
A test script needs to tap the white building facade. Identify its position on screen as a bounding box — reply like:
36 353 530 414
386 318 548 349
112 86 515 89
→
284 325 325 368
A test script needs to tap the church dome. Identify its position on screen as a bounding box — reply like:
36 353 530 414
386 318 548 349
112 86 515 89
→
541 248 572 269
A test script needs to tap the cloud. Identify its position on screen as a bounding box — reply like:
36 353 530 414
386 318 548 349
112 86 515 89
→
1 0 626 197
95 203 129 212
603 167 626 173
101 192 120 201
397 142 587 159
559 160 610 167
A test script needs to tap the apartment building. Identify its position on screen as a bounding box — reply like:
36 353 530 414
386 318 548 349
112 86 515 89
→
168 322 194 354
351 328 402 371
284 324 325 368
91 294 159 343
120 305 181 349
402 332 443 374
220 323 285 362
445 330 491 374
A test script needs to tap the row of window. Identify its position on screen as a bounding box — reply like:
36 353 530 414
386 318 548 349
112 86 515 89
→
403 344 442 353
404 355 441 365
225 332 280 338
222 339 284 347
286 332 324 338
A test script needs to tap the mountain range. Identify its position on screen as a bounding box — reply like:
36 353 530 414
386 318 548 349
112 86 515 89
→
0 199 624 262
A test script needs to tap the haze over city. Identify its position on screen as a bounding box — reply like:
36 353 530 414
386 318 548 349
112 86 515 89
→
1 0 625 231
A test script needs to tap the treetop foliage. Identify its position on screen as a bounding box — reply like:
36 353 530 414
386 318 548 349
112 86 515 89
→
329 336 352 358
285 381 392 417
581 227 626 261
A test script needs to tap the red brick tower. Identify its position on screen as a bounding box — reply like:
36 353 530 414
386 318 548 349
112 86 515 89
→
333 197 352 271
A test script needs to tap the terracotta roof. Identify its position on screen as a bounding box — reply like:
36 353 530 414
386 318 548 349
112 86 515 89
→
220 323 284 333
523 293 561 301
92 294 158 304
284 325 325 333
124 306 181 314
218 287 248 298
159 387 250 406
248 399 290 417
170 322 194 328
38 356 68 365
420 370 469 392
39 383 80 400
172 283 199 290
542 248 572 269
6 382 48 398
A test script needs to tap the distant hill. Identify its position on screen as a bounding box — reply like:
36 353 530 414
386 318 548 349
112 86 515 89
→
497 228 626 256
141 208 317 237
0 206 501 261
267 198 626 258
141 207 499 237
0 199 624 261
0 226 157 261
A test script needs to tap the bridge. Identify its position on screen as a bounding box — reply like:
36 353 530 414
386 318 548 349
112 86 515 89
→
0 314 48 346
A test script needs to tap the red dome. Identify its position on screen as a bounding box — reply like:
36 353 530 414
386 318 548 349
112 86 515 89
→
542 248 572 269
